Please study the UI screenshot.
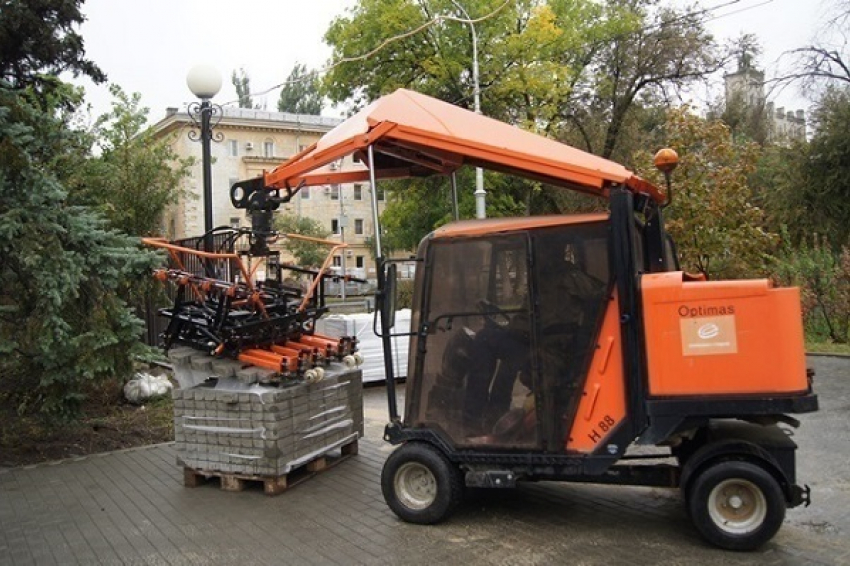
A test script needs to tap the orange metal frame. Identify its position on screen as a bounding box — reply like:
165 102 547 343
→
143 234 360 375
255 89 665 203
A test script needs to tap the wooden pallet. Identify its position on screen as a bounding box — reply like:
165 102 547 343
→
183 439 359 496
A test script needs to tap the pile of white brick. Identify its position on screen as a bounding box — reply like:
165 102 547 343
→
172 364 363 477
317 310 411 383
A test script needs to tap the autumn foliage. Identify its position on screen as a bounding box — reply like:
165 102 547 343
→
635 107 776 280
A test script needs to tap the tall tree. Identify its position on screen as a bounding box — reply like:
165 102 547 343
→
564 0 721 160
322 0 718 244
787 87 850 247
277 63 323 114
323 0 718 159
0 1 155 416
634 107 775 280
322 0 613 117
231 67 255 109
322 0 621 231
0 0 105 96
756 89 850 251
762 0 850 250
274 212 332 267
69 85 192 236
777 0 850 89
0 86 157 417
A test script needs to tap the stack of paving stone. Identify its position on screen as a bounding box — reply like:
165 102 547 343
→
170 353 363 478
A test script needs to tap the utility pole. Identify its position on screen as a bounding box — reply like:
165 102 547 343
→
449 0 486 218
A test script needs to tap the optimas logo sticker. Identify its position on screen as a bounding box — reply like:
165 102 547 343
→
680 315 738 356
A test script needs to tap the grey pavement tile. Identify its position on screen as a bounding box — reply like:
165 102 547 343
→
1 359 848 566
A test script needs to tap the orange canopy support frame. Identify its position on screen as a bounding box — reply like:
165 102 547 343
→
282 233 349 313
258 88 664 203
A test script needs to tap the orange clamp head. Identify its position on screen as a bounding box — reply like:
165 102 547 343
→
153 269 168 282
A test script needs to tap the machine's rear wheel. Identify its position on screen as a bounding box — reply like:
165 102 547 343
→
687 460 785 551
381 442 464 524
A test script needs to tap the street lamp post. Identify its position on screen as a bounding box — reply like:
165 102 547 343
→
449 0 486 219
186 64 223 238
338 184 347 301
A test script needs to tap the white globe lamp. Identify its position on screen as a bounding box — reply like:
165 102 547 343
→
186 64 222 100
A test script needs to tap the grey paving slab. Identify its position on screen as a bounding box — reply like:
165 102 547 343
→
0 356 848 566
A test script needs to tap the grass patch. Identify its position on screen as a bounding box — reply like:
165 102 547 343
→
806 340 850 355
0 373 175 468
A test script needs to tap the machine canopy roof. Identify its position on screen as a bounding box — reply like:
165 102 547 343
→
262 88 662 202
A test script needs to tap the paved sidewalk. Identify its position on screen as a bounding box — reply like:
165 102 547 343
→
1 357 849 565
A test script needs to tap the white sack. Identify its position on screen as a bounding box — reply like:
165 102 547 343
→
124 372 174 404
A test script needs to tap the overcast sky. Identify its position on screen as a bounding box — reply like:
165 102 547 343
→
76 0 827 126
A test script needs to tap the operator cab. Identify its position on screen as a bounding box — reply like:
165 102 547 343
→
403 214 612 453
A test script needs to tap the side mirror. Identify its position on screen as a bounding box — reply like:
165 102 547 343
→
382 263 398 331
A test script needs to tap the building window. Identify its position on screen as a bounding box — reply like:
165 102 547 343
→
264 140 274 158
354 219 364 235
228 139 239 157
330 185 340 200
356 255 364 268
229 217 240 228
353 184 363 200
376 187 385 201
332 255 341 267
331 219 339 234
299 144 309 152
301 186 310 199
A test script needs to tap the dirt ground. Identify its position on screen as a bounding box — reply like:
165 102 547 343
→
0 381 174 468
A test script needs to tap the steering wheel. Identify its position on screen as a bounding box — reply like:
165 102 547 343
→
478 298 511 327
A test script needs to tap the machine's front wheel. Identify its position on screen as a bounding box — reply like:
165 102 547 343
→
688 460 786 551
381 442 464 524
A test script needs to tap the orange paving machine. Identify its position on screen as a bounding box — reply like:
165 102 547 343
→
218 89 818 550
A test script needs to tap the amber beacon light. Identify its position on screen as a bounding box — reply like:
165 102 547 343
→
653 147 679 207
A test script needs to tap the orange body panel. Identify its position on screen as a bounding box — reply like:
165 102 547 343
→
642 271 808 396
566 294 628 453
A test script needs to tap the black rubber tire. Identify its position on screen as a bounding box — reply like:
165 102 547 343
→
381 442 464 524
687 460 786 551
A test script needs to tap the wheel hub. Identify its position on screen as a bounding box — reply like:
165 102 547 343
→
708 478 768 534
395 462 437 510
728 494 744 510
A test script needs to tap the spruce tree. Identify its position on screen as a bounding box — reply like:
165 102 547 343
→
0 0 158 416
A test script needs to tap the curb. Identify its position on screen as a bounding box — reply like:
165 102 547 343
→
806 352 850 359
0 441 176 475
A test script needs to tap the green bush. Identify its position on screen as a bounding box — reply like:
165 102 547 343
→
395 279 415 310
773 232 850 344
